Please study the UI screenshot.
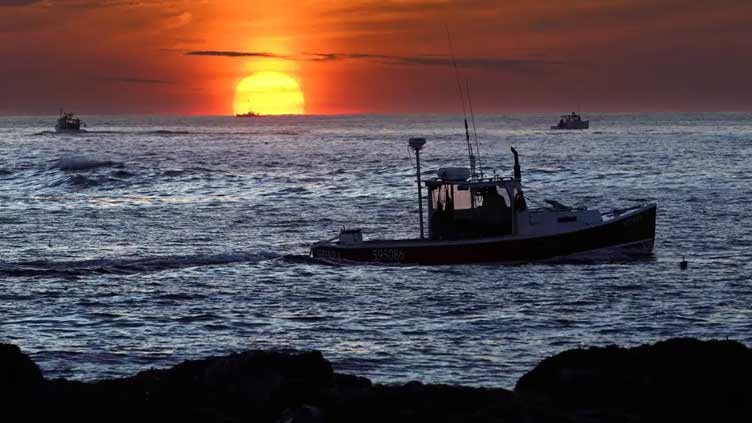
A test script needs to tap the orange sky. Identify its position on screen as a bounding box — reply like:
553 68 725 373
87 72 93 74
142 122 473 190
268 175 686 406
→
1 0 751 115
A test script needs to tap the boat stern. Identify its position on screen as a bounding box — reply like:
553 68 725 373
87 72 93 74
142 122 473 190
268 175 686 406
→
310 228 364 262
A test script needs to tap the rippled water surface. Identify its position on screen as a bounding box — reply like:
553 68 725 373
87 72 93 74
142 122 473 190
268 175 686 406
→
1 114 751 387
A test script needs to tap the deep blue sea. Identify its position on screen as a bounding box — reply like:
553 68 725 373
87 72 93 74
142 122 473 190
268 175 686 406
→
1 113 751 387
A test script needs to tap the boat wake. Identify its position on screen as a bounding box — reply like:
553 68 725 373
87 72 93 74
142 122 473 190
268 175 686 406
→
281 254 340 266
32 130 90 136
0 251 277 279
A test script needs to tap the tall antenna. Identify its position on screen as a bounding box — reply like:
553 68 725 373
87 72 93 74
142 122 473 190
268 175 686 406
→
465 80 483 178
409 138 427 239
445 25 476 178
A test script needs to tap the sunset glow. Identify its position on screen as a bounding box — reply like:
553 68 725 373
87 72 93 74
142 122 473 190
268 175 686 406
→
0 1 751 115
233 72 305 115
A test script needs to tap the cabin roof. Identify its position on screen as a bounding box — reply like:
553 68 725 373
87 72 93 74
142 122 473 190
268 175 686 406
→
425 177 517 189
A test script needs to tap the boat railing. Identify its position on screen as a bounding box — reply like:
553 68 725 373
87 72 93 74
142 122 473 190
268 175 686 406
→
601 205 645 218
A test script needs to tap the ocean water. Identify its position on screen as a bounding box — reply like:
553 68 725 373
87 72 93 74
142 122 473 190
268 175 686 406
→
1 113 751 388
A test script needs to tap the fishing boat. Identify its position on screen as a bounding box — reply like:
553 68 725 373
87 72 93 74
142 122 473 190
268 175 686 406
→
55 111 84 132
551 112 589 130
310 140 656 265
235 111 262 118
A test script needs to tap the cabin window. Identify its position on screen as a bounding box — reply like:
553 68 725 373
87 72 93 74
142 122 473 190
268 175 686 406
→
430 184 472 211
472 186 510 210
429 183 513 240
453 189 472 210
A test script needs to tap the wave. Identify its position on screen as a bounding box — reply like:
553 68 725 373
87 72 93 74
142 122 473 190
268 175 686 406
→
45 167 134 189
49 156 122 172
55 174 103 189
111 170 135 179
34 129 190 136
32 130 91 136
159 167 214 178
48 174 131 189
161 169 186 177
0 251 278 278
262 187 309 196
147 130 190 135
281 254 340 266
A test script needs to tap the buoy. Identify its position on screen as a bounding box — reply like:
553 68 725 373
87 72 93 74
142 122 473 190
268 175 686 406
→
680 256 688 270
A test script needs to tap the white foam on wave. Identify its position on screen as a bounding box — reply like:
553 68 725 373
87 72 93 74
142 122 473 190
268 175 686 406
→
48 155 121 172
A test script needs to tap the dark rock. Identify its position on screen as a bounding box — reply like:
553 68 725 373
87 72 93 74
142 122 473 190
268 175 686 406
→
3 338 752 422
515 338 752 421
327 382 525 423
277 404 323 423
95 349 335 421
0 343 44 398
333 373 372 390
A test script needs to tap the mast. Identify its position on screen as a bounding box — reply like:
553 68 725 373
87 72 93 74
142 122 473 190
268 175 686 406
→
409 138 427 239
465 81 483 179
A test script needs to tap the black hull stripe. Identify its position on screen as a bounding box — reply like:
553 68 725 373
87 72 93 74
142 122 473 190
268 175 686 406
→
311 205 656 265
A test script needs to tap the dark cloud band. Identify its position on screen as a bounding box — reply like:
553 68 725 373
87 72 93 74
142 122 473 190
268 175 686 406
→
94 76 175 85
185 50 556 73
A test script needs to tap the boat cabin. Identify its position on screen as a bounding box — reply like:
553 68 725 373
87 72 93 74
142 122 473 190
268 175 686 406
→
425 164 603 240
552 112 589 130
426 172 526 240
56 111 82 131
563 112 581 122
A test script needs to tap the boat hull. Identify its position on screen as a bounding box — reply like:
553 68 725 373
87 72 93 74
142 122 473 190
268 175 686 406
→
551 120 589 130
55 123 81 131
311 204 656 265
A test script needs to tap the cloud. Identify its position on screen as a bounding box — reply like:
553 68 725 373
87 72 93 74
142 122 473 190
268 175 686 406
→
0 0 45 5
94 76 175 85
186 50 289 59
185 50 558 73
164 11 191 30
0 0 178 8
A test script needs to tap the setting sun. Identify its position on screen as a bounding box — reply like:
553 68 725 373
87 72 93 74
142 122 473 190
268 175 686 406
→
232 72 304 116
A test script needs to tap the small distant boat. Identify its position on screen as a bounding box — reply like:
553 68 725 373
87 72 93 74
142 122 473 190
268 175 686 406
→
551 112 589 130
55 110 85 132
235 111 262 118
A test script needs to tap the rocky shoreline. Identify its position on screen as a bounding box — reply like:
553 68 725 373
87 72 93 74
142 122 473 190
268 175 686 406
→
2 338 751 422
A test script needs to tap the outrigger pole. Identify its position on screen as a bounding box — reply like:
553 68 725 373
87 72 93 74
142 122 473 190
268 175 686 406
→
409 137 427 239
445 25 476 178
465 81 483 179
